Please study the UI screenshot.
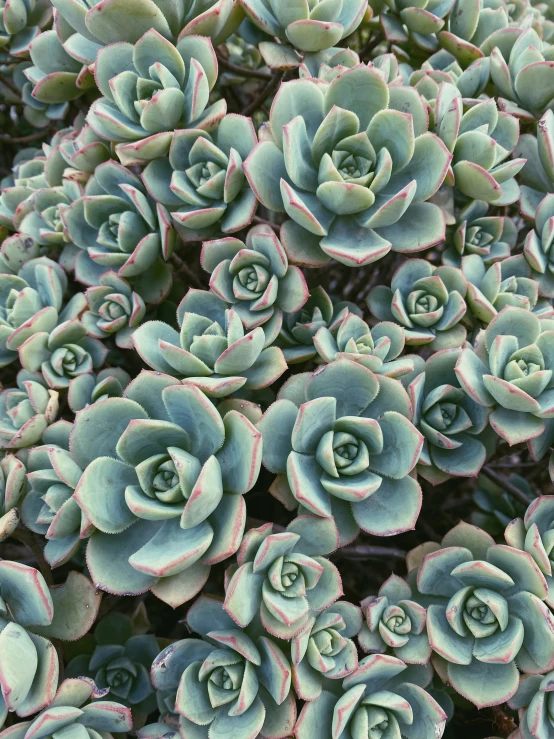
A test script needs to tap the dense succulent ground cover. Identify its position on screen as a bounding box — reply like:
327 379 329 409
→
2 1 554 738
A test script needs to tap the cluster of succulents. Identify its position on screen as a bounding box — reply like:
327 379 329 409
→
3 0 554 737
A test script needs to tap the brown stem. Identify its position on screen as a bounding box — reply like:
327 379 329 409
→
0 126 56 144
0 70 21 98
333 544 406 561
216 54 272 81
10 527 54 585
481 464 533 507
242 71 285 117
170 252 206 289
253 215 281 231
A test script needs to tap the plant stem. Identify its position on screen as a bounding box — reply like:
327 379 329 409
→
242 71 285 116
333 544 406 561
216 54 272 81
481 465 533 506
0 126 56 144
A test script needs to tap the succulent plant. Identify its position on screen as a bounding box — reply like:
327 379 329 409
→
0 0 51 57
62 160 175 300
258 358 423 544
0 562 100 726
518 193 554 299
87 31 224 166
515 109 554 218
359 574 431 665
471 472 534 535
367 259 467 350
0 370 58 449
20 442 91 568
152 593 296 739
374 0 453 54
0 454 25 541
57 124 111 184
455 306 554 450
82 271 146 349
12 61 69 129
415 521 554 707
437 0 511 66
223 517 342 639
0 256 86 368
66 612 158 713
276 286 358 364
67 368 131 413
291 600 362 701
462 254 553 326
295 653 447 739
244 65 450 268
201 224 309 329
442 199 517 267
434 84 525 205
409 348 493 484
72 373 262 607
313 313 415 379
18 318 108 389
505 495 554 608
508 671 554 739
490 27 554 120
298 46 362 81
240 0 368 53
142 115 258 240
133 288 287 398
0 676 133 739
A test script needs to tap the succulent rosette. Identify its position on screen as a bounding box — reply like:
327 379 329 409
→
367 259 468 350
223 518 342 639
67 613 158 713
455 306 554 449
290 601 362 701
508 671 554 739
434 83 525 205
201 224 309 329
20 442 92 568
313 313 415 379
72 372 262 607
133 289 287 398
442 199 517 267
143 115 258 240
0 256 86 368
515 109 554 218
257 358 424 544
462 254 553 326
62 160 175 300
295 653 447 739
0 562 100 726
415 522 554 707
16 178 83 248
0 370 58 449
18 318 108 390
244 65 450 268
276 286 358 364
57 124 111 183
151 593 296 739
0 0 51 57
359 574 431 665
505 495 554 608
240 0 368 53
436 0 516 66
408 348 492 483
0 454 25 541
518 193 554 299
490 27 554 120
298 46 361 81
67 368 131 412
87 30 224 166
83 272 146 349
375 0 454 54
0 677 132 739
